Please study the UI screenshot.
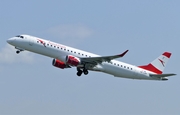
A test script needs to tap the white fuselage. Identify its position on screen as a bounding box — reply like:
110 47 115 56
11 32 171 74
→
7 35 160 80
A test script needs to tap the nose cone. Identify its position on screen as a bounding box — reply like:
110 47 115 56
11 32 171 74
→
6 39 11 43
7 38 15 44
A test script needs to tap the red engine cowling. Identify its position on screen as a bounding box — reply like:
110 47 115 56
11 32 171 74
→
52 59 66 69
66 55 81 66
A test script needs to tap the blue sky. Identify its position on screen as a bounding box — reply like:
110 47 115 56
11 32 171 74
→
0 0 180 114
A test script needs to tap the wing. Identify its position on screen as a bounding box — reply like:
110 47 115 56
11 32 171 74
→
80 50 129 64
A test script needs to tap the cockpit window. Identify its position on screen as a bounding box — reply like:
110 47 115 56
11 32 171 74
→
16 35 20 37
16 35 24 38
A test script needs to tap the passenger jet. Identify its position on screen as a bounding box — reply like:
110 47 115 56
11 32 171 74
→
7 35 176 80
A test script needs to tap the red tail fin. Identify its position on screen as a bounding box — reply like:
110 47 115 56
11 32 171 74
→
138 52 172 74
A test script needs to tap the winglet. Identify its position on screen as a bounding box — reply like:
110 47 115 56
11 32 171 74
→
119 50 129 57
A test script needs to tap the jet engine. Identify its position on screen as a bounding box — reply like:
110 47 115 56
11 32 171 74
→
52 59 66 69
66 55 81 66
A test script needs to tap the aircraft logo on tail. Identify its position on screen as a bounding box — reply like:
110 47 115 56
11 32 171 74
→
159 59 165 67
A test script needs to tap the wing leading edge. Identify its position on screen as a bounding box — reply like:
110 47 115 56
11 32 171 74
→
80 50 129 64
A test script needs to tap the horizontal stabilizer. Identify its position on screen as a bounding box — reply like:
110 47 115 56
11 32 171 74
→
150 73 176 78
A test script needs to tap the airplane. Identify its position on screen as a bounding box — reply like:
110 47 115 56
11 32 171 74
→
7 34 176 80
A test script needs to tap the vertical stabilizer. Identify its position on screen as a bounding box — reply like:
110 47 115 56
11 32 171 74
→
138 52 171 74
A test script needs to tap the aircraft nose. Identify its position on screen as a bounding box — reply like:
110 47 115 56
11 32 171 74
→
7 38 15 44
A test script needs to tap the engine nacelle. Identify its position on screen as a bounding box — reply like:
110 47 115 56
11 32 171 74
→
52 59 66 69
66 55 81 66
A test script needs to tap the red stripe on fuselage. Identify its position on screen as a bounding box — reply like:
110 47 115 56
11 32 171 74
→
138 64 162 74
